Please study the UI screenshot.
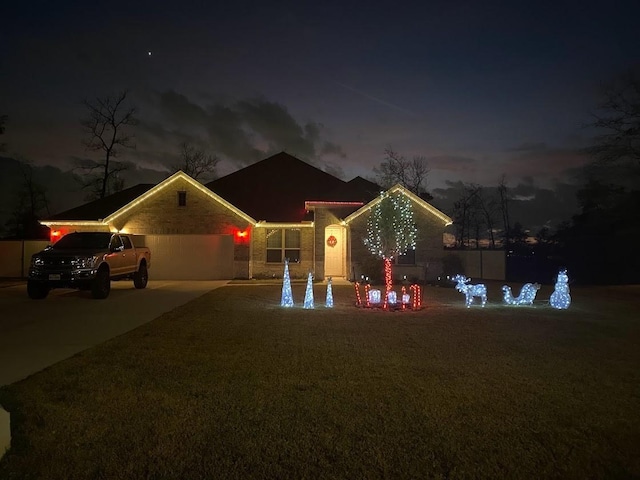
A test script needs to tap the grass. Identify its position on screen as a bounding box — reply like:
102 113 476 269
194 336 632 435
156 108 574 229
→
1 282 639 479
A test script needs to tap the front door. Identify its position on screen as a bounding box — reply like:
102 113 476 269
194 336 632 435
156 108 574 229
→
324 225 345 278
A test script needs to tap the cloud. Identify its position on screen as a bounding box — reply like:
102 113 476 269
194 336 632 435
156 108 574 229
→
506 142 548 152
426 155 478 172
134 90 345 172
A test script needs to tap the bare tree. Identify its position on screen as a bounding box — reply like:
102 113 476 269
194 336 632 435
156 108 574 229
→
452 184 481 248
374 147 431 199
5 160 50 238
474 186 499 249
79 90 137 199
172 141 220 180
588 67 640 177
497 174 511 248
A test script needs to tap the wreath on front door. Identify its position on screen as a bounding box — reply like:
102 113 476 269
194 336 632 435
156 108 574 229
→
326 235 338 248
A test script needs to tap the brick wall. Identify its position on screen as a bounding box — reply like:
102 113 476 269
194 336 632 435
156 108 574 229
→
348 197 448 282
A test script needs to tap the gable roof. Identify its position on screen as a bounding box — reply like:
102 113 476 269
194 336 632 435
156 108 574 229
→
43 172 256 226
206 152 347 222
344 183 453 226
47 184 155 221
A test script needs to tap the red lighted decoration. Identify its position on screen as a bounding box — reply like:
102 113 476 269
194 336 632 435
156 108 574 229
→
326 235 337 248
50 230 62 243
410 284 422 309
354 280 423 310
234 228 250 244
382 258 393 310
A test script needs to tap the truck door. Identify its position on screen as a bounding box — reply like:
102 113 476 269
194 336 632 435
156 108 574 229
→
108 235 126 275
120 236 137 273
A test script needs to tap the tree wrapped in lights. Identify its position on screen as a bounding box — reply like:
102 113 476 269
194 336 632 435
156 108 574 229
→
363 191 417 309
281 259 294 307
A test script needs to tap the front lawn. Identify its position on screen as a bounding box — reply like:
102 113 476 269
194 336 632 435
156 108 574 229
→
1 282 639 479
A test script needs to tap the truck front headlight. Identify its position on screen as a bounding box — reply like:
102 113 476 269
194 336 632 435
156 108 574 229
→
31 256 44 267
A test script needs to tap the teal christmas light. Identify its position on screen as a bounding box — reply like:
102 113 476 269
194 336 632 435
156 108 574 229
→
281 259 294 307
303 271 314 309
325 277 333 308
550 269 571 309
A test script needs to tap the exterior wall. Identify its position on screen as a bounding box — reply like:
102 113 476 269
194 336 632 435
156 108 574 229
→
0 240 51 277
347 197 448 283
250 226 314 279
111 177 252 279
312 209 343 279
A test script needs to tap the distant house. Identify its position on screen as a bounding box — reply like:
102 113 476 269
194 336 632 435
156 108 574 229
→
41 152 452 281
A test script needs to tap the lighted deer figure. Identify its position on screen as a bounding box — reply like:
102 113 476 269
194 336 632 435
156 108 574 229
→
452 274 487 308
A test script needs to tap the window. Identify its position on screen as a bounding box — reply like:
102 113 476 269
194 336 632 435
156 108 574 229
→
266 228 301 263
122 236 133 249
396 248 416 265
178 191 187 207
109 235 124 252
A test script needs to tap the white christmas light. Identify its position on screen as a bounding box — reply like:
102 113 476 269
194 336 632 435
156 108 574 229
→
502 283 541 306
280 259 294 307
303 272 314 309
550 269 571 310
387 291 397 304
368 289 381 304
402 294 410 304
325 277 333 308
452 274 487 308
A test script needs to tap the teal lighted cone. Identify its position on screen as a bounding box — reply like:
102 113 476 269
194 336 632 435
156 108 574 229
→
303 272 314 309
325 277 334 308
281 259 294 307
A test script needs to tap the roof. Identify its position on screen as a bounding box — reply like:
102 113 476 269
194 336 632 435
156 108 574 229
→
48 184 155 221
206 152 347 222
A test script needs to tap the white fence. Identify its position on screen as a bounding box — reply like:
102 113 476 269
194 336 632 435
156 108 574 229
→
0 240 50 278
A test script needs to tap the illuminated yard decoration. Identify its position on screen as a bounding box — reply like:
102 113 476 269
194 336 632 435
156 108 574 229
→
452 274 487 308
410 284 422 309
325 277 334 308
368 289 381 305
502 283 541 306
387 291 397 305
363 192 417 310
550 269 571 309
303 272 314 309
281 259 294 307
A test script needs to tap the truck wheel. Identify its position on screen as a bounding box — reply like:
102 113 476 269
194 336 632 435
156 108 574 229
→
133 263 148 289
27 280 50 299
91 267 111 299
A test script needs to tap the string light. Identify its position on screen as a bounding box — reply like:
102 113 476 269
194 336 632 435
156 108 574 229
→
410 284 421 309
303 272 314 309
325 277 333 308
280 259 294 307
502 283 540 306
550 269 571 309
368 289 381 305
452 274 487 308
354 282 362 307
363 192 417 310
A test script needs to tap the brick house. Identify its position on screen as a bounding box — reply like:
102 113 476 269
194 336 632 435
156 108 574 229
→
41 152 452 281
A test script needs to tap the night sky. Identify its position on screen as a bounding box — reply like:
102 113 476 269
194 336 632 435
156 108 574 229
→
2 1 639 228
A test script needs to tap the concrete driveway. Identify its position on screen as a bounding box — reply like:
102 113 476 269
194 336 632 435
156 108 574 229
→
0 280 227 386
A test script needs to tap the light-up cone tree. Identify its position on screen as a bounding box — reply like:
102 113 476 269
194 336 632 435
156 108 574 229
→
281 259 294 307
363 191 417 309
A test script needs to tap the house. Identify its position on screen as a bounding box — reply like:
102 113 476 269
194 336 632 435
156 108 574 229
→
41 152 452 281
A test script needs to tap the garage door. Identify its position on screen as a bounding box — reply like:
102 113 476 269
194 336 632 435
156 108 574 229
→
141 235 234 280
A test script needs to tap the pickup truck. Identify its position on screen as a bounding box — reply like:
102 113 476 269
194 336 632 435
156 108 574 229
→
27 232 151 299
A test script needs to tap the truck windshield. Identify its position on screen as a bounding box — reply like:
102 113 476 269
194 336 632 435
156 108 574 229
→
53 233 113 250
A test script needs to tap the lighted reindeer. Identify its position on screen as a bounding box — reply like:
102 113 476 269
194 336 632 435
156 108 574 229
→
452 274 487 308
